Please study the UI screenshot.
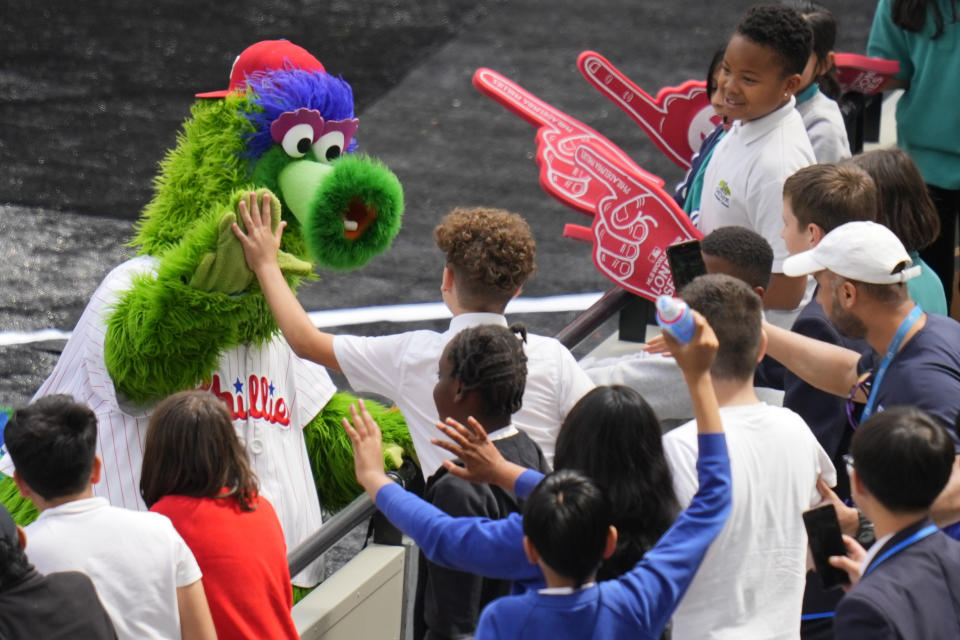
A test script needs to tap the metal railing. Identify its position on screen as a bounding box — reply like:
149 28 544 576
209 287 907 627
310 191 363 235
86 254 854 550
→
288 463 420 575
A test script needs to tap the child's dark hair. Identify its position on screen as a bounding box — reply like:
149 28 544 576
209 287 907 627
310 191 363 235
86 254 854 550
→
701 226 774 290
851 406 955 512
0 505 31 590
434 207 537 311
139 390 260 511
892 0 959 39
736 4 813 76
523 469 612 588
445 324 528 419
706 45 727 98
788 0 841 98
5 395 98 500
848 148 941 252
681 274 763 380
554 386 679 580
783 163 877 233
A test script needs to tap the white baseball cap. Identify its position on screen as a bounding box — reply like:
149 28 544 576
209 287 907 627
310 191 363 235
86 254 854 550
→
782 221 921 284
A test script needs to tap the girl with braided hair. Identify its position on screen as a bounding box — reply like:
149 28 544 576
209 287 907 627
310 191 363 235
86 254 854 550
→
418 323 550 640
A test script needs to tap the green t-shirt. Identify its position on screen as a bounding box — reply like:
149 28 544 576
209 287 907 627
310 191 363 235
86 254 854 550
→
908 251 949 315
868 0 960 189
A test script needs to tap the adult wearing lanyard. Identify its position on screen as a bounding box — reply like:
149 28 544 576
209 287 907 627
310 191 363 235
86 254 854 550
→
761 221 960 532
827 406 960 639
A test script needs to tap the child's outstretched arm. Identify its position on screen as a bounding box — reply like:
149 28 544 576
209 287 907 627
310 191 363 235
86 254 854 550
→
662 310 722 435
232 191 341 372
432 417 538 497
342 400 541 584
342 399 394 500
616 312 732 637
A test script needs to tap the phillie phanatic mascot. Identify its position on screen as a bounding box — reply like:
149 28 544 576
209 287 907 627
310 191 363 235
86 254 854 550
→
0 40 413 586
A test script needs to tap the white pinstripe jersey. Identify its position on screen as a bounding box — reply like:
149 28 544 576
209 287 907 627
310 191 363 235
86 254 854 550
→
0 256 334 586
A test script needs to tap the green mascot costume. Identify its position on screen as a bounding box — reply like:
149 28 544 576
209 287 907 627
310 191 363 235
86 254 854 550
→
0 40 413 587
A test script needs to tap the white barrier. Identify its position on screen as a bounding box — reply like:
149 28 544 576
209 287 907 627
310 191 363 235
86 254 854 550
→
293 544 405 640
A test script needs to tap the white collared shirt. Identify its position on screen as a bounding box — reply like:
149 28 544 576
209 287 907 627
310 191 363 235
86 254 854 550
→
335 312 595 477
698 97 814 262
696 98 815 329
860 532 895 576
796 89 852 163
25 497 201 640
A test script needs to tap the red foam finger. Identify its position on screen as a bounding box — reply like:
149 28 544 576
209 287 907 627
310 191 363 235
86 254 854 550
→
474 67 662 218
573 144 701 299
578 51 718 170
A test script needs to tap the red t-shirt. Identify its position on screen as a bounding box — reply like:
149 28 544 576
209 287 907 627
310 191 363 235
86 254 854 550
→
151 493 299 640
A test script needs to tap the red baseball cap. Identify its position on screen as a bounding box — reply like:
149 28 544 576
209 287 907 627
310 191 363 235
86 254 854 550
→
196 40 326 98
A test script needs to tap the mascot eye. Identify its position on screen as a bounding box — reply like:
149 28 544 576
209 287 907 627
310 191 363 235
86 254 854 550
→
281 123 317 159
314 130 345 163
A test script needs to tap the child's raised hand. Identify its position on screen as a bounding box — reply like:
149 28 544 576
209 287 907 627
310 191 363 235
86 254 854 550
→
432 417 527 491
232 191 285 274
342 399 392 498
643 333 670 356
662 310 718 380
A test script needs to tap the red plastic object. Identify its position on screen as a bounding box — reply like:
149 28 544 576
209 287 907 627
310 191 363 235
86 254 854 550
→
473 68 663 217
578 51 721 170
563 144 703 300
834 53 900 96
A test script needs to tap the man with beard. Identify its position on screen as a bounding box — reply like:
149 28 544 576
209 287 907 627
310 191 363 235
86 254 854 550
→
763 220 960 533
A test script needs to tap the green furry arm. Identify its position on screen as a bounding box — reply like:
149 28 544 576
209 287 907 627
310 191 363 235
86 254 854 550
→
106 187 310 405
304 392 414 511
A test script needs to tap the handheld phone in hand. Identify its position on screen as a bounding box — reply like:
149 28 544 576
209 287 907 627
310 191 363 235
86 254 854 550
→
803 504 850 589
666 240 706 292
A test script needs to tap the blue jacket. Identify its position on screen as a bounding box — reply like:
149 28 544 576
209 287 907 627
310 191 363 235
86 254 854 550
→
378 434 731 639
834 518 960 639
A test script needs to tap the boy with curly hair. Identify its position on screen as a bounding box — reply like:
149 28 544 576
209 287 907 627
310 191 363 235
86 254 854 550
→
235 202 594 478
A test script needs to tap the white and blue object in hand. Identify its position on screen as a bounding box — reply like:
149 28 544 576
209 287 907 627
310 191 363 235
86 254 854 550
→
655 295 695 344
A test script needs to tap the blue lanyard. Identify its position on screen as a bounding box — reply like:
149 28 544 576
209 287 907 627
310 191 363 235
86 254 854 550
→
861 305 923 421
863 524 938 577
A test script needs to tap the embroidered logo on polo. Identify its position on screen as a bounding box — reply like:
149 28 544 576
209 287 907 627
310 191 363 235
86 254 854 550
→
199 373 291 425
714 180 731 208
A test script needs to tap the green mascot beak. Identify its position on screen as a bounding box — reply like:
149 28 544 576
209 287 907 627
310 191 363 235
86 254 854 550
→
277 154 404 272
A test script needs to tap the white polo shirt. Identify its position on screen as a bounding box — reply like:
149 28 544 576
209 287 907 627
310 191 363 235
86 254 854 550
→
796 87 852 163
334 312 594 477
0 255 333 587
698 97 815 270
696 97 816 329
25 497 201 640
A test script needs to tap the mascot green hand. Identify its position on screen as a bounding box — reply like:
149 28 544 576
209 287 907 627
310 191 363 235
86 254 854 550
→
0 41 414 588
189 190 312 294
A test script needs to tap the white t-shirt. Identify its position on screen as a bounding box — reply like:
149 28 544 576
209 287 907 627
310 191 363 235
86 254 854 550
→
697 98 816 329
796 89 851 164
663 402 836 640
0 256 333 586
25 497 201 640
335 312 594 477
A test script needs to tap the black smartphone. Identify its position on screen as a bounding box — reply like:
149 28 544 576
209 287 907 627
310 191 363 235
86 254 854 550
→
666 240 707 292
803 504 850 589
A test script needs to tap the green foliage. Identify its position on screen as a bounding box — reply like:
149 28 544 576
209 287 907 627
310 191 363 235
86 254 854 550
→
305 392 414 511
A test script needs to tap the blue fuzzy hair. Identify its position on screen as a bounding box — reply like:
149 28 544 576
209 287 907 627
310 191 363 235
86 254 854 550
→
243 67 358 160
